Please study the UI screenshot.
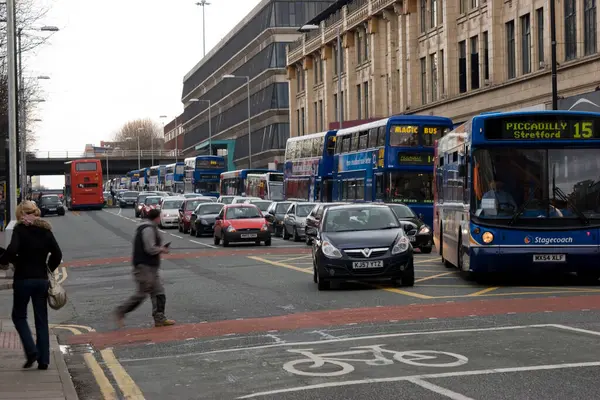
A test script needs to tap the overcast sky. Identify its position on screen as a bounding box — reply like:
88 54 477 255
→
28 0 261 187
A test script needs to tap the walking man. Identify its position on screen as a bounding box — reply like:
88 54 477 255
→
115 209 175 327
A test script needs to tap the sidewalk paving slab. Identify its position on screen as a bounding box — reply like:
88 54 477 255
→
0 319 78 400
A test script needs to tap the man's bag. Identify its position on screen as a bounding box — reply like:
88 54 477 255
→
47 267 67 310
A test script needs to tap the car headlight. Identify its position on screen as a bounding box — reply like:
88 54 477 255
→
419 225 431 234
391 236 411 255
226 225 237 233
184 215 190 221
261 224 268 231
163 213 169 218
322 241 342 259
200 219 208 225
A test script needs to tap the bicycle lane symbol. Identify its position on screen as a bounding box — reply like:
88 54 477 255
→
282 345 469 377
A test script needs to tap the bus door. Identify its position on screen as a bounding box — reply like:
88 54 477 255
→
374 173 385 202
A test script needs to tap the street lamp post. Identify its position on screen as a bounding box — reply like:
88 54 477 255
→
195 0 210 57
190 98 212 155
300 24 342 129
6 0 18 221
223 75 251 167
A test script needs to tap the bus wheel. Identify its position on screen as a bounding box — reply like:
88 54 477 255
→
458 239 474 281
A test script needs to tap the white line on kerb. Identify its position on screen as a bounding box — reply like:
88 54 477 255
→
189 240 217 249
237 361 600 398
406 378 475 400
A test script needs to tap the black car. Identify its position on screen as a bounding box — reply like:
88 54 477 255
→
264 201 292 236
189 203 225 237
39 195 65 217
312 204 414 290
305 202 346 246
135 192 157 217
387 204 433 254
119 191 139 208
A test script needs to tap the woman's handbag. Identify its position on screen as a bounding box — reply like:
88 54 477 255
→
47 267 67 310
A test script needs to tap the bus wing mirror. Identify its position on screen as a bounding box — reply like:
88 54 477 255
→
458 164 467 177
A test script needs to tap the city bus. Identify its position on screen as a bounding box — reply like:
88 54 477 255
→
148 166 161 191
332 115 454 226
246 172 285 200
184 156 226 196
126 170 140 190
164 162 185 193
64 159 104 210
434 110 600 282
284 130 337 201
220 169 280 198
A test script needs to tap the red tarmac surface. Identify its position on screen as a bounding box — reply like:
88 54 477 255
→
68 294 600 349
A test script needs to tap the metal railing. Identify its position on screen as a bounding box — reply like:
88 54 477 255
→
26 149 183 159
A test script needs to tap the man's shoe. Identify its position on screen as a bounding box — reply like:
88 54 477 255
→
155 319 175 327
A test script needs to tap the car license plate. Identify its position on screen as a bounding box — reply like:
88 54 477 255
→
49 208 56 211
409 236 416 242
352 260 384 269
241 233 257 239
533 254 566 262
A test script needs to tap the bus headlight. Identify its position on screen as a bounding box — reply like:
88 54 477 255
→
482 232 494 244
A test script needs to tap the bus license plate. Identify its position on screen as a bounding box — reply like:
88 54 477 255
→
241 233 257 239
353 260 383 269
533 254 566 262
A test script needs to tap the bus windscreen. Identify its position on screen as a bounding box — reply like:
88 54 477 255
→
484 115 599 140
75 162 98 171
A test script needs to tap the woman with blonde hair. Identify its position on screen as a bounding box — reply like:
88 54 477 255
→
0 201 62 370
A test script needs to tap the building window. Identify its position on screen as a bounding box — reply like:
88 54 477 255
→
334 93 338 121
584 0 597 55
564 0 577 60
458 41 467 93
319 100 324 131
341 91 345 123
431 0 437 28
506 20 516 79
521 13 531 74
421 57 427 104
300 107 305 135
471 0 478 10
460 0 467 14
430 53 438 101
364 26 369 61
483 31 489 80
314 55 321 85
356 30 363 64
333 44 338 75
470 36 479 89
296 66 301 92
537 8 544 67
364 82 369 118
440 50 445 95
296 109 300 136
357 84 362 120
420 0 427 33
314 102 318 132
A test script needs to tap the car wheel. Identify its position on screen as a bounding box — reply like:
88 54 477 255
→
317 273 330 291
313 265 318 283
282 226 290 240
401 269 415 287
178 223 183 233
264 239 272 246
195 226 202 237
222 234 229 247
305 236 312 246
293 228 300 242
189 226 195 236
420 246 433 254
213 235 220 245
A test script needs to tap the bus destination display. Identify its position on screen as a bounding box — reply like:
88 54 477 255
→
485 117 599 140
398 153 434 165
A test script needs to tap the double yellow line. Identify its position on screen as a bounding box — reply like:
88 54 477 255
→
52 323 145 399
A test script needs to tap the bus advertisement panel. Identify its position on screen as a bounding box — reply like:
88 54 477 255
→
184 156 226 196
64 159 104 210
332 115 453 226
434 111 600 281
283 130 337 202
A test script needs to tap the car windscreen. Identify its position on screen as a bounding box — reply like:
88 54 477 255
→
225 206 262 219
145 197 161 205
186 199 210 210
41 196 60 204
220 197 234 204
124 191 138 197
250 201 272 212
324 207 400 232
389 204 417 218
296 204 316 217
162 200 183 209
275 202 291 213
196 204 224 215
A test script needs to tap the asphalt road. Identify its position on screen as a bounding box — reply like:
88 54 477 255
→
37 207 600 400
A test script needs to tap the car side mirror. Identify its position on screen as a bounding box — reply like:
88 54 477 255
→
418 213 424 220
402 224 411 233
215 216 222 221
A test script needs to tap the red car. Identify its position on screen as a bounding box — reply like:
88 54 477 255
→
213 204 271 247
141 196 162 218
178 197 213 233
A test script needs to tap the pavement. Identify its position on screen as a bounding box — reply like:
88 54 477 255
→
9 207 600 399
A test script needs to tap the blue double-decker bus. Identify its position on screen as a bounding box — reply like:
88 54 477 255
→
284 130 337 202
434 110 600 282
332 115 453 226
184 155 226 197
164 162 185 193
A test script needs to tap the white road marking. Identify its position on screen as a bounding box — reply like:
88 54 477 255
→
118 324 556 363
237 361 600 398
311 330 338 340
189 239 217 249
551 324 600 337
170 234 184 239
407 378 475 400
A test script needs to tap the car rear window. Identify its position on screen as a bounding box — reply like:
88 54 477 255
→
145 197 160 205
275 202 291 213
196 204 224 215
42 196 59 204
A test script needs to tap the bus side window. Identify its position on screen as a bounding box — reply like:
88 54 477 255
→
377 126 386 147
335 136 343 154
358 131 368 150
316 136 324 157
351 132 359 152
342 136 351 153
326 136 336 155
368 128 378 148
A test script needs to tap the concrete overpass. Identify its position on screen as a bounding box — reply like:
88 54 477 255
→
25 150 182 176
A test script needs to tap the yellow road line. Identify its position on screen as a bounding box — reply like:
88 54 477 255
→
101 349 145 399
71 211 80 216
415 272 454 283
250 256 434 299
467 286 500 296
53 326 117 399
414 258 441 265
417 284 480 288
279 255 313 262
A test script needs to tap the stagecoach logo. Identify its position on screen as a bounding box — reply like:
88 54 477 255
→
361 248 373 258
524 236 532 244
524 236 574 245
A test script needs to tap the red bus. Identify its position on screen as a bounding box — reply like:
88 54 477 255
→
64 159 104 210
